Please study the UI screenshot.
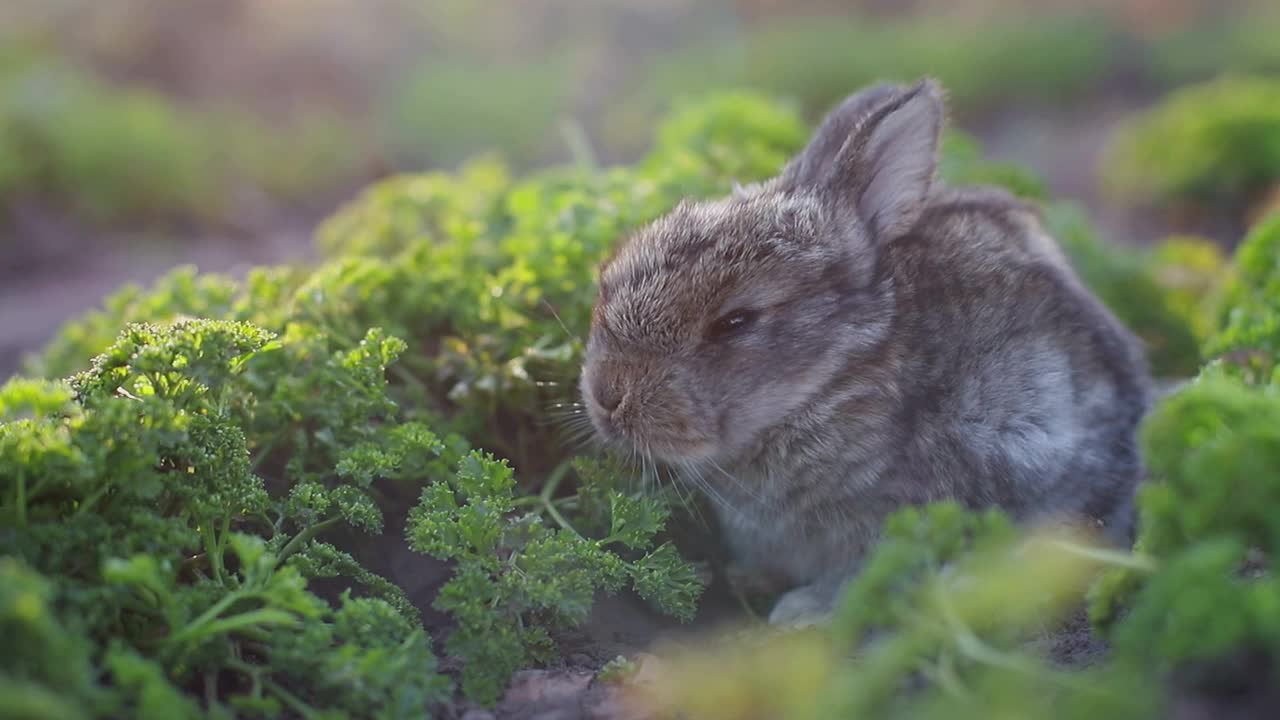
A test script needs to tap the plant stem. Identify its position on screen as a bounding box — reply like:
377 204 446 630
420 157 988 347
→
172 590 245 646
559 117 598 171
277 515 343 563
934 590 1110 697
543 500 583 539
227 658 264 702
537 460 583 537
73 482 112 518
250 432 284 471
203 524 225 584
14 472 25 526
263 677 322 720
213 515 232 581
1044 539 1158 572
204 669 219 710
540 460 572 504
183 608 299 641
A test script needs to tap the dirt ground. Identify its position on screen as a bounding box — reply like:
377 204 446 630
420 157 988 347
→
0 208 320 376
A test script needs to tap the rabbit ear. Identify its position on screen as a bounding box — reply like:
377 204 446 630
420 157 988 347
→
788 79 945 242
780 82 903 190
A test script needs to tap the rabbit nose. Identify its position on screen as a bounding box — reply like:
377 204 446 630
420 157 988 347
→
593 380 625 413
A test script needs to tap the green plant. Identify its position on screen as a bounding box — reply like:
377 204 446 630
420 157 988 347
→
16 92 804 711
1103 76 1280 215
1085 217 1280 672
406 453 702 704
1144 236 1234 344
0 321 453 717
379 56 575 170
0 54 218 223
1203 213 1280 382
601 14 1113 155
639 503 1160 720
0 50 367 228
1145 6 1280 86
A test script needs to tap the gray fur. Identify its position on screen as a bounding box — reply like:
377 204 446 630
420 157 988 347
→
579 79 1152 625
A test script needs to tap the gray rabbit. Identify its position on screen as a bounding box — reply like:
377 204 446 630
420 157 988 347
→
578 79 1152 626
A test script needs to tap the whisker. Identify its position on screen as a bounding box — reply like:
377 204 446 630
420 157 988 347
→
708 457 762 504
665 461 709 528
541 298 584 346
680 458 743 525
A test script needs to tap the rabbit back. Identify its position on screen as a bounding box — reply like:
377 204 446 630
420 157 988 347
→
884 187 1151 530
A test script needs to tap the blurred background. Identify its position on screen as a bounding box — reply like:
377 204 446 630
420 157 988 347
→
2 0 1279 376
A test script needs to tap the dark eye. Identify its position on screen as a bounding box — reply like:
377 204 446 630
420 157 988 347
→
708 309 757 339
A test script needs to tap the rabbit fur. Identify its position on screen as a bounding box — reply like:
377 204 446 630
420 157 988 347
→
578 78 1152 626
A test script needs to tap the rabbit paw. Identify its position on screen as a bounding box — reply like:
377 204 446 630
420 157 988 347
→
767 584 835 629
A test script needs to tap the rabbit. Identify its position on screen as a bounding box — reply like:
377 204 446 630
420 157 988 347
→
577 78 1153 626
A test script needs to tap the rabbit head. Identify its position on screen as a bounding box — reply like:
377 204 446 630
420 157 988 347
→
579 79 946 464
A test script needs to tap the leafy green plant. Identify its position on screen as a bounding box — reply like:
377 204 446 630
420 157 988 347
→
1103 76 1280 216
638 503 1159 720
1076 223 1280 705
1145 6 1280 86
6 319 704 713
406 453 702 704
601 14 1114 155
1 320 452 717
0 54 218 223
0 51 365 228
380 56 575 170
1203 213 1280 382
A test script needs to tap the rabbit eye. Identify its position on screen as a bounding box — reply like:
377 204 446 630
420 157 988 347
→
709 309 757 339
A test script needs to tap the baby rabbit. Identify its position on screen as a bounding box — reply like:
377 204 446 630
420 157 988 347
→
579 79 1152 626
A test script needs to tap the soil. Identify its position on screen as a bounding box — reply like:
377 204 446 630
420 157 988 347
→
0 203 321 377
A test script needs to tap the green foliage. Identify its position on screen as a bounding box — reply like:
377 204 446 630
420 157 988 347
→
644 503 1160 720
0 55 217 223
0 556 103 720
1204 213 1280 382
407 452 702 704
938 132 1050 202
1103 76 1280 213
1139 374 1280 556
603 14 1112 154
0 52 361 227
33 90 810 475
1085 212 1280 672
1109 538 1280 675
381 56 574 169
2 320 452 717
1146 7 1280 85
1145 236 1234 343
831 502 1017 643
